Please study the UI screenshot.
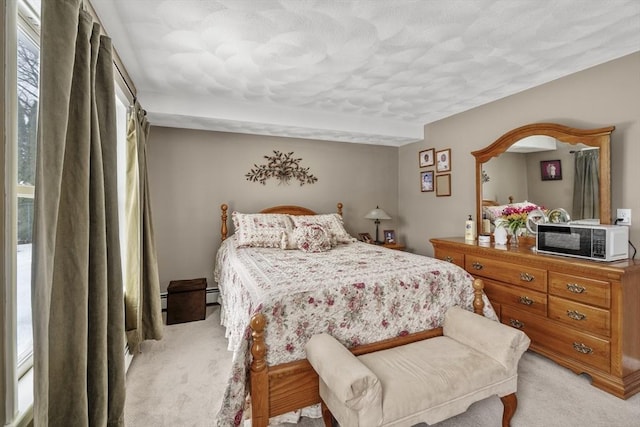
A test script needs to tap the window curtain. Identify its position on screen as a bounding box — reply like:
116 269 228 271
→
31 1 125 425
572 149 600 220
124 101 163 353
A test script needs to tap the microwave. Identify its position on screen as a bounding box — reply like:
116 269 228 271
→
536 223 629 262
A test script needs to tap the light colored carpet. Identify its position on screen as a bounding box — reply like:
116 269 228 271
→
125 305 640 426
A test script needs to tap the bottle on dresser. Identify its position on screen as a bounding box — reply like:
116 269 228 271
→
482 212 491 235
465 214 476 241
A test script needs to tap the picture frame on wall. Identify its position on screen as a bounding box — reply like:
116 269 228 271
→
358 233 373 243
383 230 396 243
436 148 451 172
436 173 452 197
540 160 562 181
420 170 434 192
419 148 435 168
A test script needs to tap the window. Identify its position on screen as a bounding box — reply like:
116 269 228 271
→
16 19 38 377
3 1 39 425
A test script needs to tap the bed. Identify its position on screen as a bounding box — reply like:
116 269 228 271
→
213 203 496 427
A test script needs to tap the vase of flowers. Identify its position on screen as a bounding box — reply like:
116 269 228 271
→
500 205 539 246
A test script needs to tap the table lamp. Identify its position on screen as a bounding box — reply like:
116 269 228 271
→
364 206 391 244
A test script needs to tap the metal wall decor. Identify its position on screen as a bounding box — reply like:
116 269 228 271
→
245 150 318 186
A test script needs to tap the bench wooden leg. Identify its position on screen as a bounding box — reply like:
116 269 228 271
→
500 393 517 427
321 399 333 427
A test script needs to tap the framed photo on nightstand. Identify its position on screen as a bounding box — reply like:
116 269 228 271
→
383 230 396 244
358 233 373 243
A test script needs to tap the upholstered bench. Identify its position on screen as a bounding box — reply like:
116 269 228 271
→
305 306 530 427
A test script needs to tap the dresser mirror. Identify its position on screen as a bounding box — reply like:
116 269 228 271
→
472 123 614 230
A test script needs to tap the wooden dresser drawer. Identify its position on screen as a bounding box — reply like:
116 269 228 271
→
548 272 610 309
434 248 464 269
484 279 547 317
465 255 547 292
502 305 610 372
499 305 548 345
548 295 610 337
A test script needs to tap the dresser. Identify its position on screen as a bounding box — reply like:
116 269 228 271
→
430 237 640 399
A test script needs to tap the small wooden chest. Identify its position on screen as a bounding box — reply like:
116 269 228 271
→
167 278 207 324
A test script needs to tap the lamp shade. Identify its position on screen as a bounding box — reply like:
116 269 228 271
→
364 206 391 220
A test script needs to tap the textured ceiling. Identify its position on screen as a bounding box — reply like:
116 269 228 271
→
90 0 640 146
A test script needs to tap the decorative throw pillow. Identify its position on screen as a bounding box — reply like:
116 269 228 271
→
293 224 332 253
290 214 355 244
232 212 293 248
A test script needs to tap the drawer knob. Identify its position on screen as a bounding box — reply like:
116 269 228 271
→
471 262 484 270
566 283 586 294
509 319 525 329
520 272 535 282
444 256 454 263
519 296 534 306
567 310 587 321
572 342 593 355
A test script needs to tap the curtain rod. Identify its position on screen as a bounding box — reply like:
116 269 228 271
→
113 59 136 101
570 147 599 153
84 0 137 101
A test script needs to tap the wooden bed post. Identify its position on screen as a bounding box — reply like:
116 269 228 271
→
337 202 343 216
473 278 485 315
221 204 228 241
250 313 269 427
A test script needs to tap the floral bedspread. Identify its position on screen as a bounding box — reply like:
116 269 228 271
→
213 236 496 426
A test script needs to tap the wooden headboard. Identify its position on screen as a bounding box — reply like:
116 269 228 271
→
482 196 514 207
220 203 343 241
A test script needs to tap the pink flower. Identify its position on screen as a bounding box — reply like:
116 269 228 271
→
500 204 542 234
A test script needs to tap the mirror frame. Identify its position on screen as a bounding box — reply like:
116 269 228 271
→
472 123 614 227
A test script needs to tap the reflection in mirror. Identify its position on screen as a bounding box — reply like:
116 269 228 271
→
473 123 613 229
482 139 596 218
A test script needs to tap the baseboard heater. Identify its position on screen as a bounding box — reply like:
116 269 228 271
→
160 287 219 311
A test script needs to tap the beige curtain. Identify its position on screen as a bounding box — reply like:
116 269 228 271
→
31 1 125 425
572 149 600 220
124 101 163 353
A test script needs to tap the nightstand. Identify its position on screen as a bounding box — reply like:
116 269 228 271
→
382 242 406 251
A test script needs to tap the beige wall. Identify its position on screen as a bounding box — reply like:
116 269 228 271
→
482 152 528 204
147 129 399 291
525 143 575 216
400 52 640 256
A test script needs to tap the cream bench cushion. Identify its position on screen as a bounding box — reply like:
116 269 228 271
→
306 306 530 427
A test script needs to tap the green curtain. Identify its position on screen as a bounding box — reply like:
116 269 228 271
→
124 102 163 353
31 1 125 426
572 149 600 220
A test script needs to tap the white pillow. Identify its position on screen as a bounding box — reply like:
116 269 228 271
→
290 214 355 244
232 212 293 248
484 201 539 222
